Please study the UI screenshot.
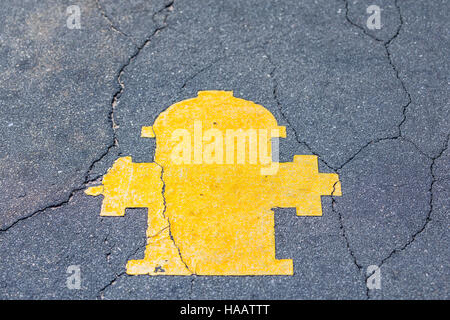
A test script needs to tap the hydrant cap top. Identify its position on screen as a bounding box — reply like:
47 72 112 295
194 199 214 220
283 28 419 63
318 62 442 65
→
151 90 282 135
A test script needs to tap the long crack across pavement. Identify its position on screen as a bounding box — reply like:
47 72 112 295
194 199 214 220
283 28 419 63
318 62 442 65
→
340 0 448 299
338 0 412 171
0 1 175 235
97 241 145 299
263 42 370 298
86 0 176 183
95 1 178 298
260 0 436 299
154 158 193 275
378 134 450 267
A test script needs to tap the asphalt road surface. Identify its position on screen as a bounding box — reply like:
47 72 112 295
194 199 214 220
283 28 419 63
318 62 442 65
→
0 0 448 299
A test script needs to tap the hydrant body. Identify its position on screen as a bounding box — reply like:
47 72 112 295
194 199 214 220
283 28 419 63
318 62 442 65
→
86 91 341 275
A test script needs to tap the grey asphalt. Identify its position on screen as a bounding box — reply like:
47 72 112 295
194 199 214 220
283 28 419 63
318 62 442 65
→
0 0 448 299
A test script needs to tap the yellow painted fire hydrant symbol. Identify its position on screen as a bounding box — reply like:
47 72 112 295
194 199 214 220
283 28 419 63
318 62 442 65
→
85 91 341 275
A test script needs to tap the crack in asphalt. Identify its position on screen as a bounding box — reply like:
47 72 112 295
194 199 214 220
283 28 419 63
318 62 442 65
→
261 0 434 299
189 275 196 298
178 18 227 93
3 0 187 298
263 44 369 298
97 271 127 299
378 134 449 267
153 158 193 275
330 181 369 298
361 134 449 299
86 0 175 183
95 1 178 297
0 1 175 235
180 56 225 91
264 1 413 173
102 228 113 263
338 0 411 171
262 45 335 172
339 0 412 299
97 241 145 299
341 0 449 299
95 0 130 38
0 186 85 233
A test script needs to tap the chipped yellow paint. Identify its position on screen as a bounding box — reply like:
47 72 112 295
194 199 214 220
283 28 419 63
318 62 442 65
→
85 91 341 275
141 126 155 138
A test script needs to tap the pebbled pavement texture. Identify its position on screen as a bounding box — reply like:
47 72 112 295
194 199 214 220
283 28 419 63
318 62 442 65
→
0 0 448 299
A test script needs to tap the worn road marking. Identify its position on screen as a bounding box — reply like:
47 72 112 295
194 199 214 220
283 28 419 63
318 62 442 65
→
85 91 341 275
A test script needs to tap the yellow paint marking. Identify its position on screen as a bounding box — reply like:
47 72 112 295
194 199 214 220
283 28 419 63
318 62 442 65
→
141 126 155 138
85 91 341 275
85 185 103 196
